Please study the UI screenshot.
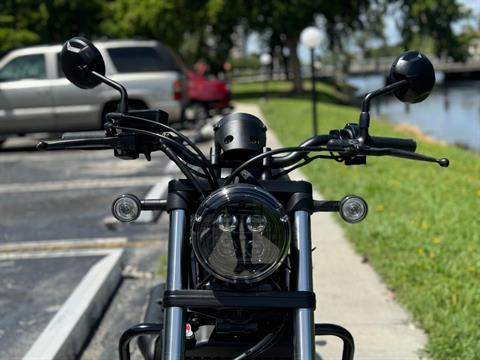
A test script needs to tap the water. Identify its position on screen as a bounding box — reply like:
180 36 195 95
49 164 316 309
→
347 75 480 151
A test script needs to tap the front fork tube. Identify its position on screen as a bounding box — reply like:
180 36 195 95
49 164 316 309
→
161 209 315 359
293 210 315 360
162 209 186 360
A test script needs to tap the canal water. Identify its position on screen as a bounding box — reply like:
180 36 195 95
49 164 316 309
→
348 75 480 151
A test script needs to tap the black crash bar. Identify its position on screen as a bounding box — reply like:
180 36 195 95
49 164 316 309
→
118 322 355 360
163 289 316 309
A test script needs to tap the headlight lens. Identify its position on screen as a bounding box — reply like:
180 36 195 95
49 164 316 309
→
192 184 290 284
246 214 267 232
216 213 238 232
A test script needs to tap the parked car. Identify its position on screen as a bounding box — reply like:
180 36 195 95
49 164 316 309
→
0 39 186 145
183 70 232 121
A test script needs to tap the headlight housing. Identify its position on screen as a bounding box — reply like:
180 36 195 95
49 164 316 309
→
192 184 290 284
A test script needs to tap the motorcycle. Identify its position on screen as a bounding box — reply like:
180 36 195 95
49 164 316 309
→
39 37 449 360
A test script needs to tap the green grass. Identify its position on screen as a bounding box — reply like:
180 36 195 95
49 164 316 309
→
156 253 168 279
231 80 350 104
233 82 480 359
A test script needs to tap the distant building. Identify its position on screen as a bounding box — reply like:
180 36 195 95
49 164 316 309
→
230 25 247 59
468 38 480 60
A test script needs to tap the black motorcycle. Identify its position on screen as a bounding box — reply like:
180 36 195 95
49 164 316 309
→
39 37 448 360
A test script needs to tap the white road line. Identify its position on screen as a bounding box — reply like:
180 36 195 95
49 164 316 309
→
0 176 167 194
0 237 128 253
23 249 125 360
0 150 114 163
0 249 115 260
135 176 172 223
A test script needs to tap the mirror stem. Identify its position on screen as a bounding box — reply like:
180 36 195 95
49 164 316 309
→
358 80 409 141
361 80 408 113
91 71 129 114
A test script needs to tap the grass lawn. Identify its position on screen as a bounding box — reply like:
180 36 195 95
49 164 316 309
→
232 81 480 359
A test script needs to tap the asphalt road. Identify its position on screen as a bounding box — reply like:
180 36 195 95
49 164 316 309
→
0 136 173 243
0 135 174 358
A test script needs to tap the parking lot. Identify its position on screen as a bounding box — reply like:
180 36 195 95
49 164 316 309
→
0 136 175 359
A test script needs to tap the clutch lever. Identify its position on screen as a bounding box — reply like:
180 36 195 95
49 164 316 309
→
37 136 122 151
359 146 449 167
38 133 155 161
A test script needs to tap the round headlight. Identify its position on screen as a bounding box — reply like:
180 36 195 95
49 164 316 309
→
192 184 290 284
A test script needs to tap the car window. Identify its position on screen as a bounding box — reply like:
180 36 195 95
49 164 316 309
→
107 46 180 73
0 54 47 82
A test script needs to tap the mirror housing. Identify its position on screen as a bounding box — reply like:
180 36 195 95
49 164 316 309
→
61 37 105 89
61 37 128 113
388 51 435 104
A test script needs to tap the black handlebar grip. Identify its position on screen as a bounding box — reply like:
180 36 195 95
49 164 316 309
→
368 136 417 152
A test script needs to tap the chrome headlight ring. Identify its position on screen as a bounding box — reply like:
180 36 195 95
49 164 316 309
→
191 184 290 284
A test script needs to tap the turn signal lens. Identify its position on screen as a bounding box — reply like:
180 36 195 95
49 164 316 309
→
112 194 141 222
339 195 368 224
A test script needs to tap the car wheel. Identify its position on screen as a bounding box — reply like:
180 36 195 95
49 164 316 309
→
184 102 209 129
0 137 7 148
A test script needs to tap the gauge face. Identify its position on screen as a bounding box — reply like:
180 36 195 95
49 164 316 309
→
192 184 290 284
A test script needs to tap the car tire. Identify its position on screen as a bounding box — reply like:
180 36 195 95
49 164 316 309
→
0 137 7 148
183 102 209 129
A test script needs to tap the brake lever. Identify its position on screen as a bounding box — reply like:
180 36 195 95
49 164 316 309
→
37 136 120 150
360 146 449 167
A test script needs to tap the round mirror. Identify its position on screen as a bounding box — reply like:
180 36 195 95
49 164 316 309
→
60 37 105 89
388 51 435 104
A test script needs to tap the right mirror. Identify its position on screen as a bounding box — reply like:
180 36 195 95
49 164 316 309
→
388 51 435 104
60 37 105 89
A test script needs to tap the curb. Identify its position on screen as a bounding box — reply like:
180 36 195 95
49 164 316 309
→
23 249 125 360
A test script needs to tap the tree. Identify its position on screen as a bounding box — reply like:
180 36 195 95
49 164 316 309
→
39 0 104 43
101 0 244 73
397 0 471 61
0 17 39 55
246 0 373 92
0 0 104 55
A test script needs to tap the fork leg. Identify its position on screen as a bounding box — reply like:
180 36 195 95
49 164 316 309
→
162 209 186 360
293 210 315 360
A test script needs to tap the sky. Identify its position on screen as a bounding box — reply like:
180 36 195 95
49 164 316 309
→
246 0 480 62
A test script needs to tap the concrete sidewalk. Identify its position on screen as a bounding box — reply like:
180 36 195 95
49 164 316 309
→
235 103 427 360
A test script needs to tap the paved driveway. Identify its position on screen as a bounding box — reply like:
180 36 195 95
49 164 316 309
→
0 136 173 358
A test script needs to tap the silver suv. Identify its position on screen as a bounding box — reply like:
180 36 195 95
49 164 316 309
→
0 40 185 143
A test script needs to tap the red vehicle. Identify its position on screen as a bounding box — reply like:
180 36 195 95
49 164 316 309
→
184 70 232 121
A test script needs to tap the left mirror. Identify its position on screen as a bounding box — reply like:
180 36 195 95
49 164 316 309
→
388 50 435 104
61 37 105 89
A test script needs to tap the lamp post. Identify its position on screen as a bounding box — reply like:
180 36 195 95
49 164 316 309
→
300 26 322 136
259 53 272 101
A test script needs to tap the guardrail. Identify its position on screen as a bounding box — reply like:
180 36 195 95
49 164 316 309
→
231 56 480 83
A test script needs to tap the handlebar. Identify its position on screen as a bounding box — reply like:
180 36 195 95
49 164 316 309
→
270 132 418 168
271 135 333 168
367 136 416 152
38 120 448 178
